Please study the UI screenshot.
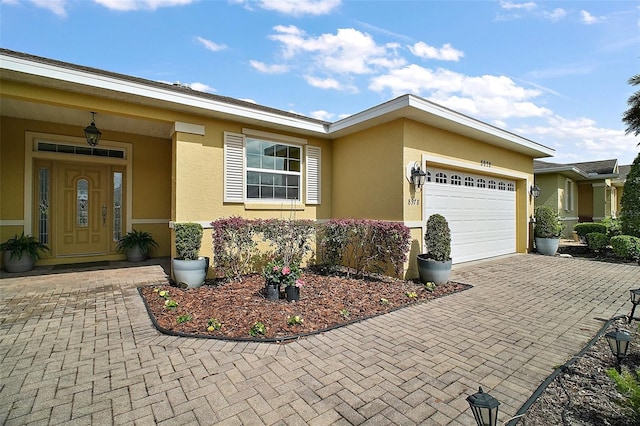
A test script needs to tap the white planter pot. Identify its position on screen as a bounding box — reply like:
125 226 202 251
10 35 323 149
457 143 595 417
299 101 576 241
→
2 250 36 273
535 237 560 256
172 257 208 289
417 255 452 285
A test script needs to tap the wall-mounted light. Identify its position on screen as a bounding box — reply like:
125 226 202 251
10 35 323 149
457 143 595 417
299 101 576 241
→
530 184 541 199
84 112 102 147
406 161 427 190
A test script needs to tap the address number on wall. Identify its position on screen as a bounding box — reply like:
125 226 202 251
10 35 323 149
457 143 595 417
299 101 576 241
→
408 198 420 206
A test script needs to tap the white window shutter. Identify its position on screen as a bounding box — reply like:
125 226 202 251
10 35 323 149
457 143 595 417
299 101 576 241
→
306 145 321 204
224 132 245 203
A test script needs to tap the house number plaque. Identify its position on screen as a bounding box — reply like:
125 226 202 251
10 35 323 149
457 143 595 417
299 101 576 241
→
408 198 420 206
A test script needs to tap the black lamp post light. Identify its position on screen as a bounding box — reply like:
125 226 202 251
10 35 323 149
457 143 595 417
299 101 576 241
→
605 328 632 373
467 387 500 426
628 288 640 323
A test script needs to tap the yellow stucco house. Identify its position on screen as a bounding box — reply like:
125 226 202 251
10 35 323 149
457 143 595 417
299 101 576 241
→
0 49 555 278
534 159 630 238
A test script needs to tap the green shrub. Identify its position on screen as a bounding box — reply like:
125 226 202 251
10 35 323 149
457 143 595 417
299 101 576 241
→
534 206 563 238
611 235 640 260
174 222 203 260
211 217 259 281
620 153 640 238
424 214 451 261
586 232 610 252
601 217 622 238
606 368 640 418
574 222 607 238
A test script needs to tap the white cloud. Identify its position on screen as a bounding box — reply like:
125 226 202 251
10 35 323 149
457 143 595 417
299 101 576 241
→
543 8 566 22
188 82 215 92
250 60 289 74
408 42 464 62
500 0 536 11
195 36 226 52
310 110 334 121
304 75 356 92
231 0 340 16
92 0 195 11
20 0 68 16
580 10 605 25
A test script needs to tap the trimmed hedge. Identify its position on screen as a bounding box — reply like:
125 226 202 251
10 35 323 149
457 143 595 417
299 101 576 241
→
610 235 640 260
574 222 607 238
586 232 610 252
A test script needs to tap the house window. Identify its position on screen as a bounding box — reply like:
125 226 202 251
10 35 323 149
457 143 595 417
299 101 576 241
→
464 177 474 187
223 131 320 204
435 172 447 184
451 175 462 185
113 172 123 241
246 139 301 200
77 179 89 227
477 178 486 188
488 180 496 189
564 179 574 211
498 182 506 191
38 167 50 244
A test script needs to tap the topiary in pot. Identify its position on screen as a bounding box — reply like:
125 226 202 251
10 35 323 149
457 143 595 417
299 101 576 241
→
1 232 49 273
172 222 207 289
534 205 563 256
116 229 158 262
417 214 452 285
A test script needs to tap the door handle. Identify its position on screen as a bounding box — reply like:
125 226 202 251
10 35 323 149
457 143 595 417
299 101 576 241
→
102 205 107 227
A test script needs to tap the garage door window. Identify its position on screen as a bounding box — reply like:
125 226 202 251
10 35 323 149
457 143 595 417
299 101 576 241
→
464 177 474 187
477 178 486 188
488 180 496 189
435 172 447 183
452 175 462 185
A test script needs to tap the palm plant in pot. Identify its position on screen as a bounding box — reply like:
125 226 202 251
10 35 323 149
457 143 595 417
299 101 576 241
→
172 222 208 289
534 205 563 256
1 232 49 273
417 214 452 285
116 229 158 262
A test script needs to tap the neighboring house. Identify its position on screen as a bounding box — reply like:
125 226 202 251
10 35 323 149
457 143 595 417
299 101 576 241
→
0 49 554 278
533 159 630 237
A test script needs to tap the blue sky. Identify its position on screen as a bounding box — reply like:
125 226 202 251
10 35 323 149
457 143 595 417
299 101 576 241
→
1 0 639 165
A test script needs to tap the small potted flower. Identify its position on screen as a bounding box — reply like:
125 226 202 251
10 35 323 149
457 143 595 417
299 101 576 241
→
263 259 303 302
1 232 49 273
116 229 158 262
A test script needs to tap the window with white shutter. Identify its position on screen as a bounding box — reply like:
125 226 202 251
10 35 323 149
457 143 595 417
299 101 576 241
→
306 145 321 204
223 132 245 202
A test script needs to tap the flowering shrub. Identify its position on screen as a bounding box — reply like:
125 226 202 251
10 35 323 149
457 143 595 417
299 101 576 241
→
263 259 303 287
258 218 315 266
211 217 259 281
317 219 411 278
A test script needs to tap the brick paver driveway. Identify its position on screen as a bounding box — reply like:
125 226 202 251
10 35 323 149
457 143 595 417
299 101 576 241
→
1 254 638 425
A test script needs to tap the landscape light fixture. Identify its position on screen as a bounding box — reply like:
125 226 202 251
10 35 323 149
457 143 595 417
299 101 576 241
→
466 386 500 426
530 184 541 199
410 162 427 190
628 288 640 323
84 111 102 147
604 329 632 372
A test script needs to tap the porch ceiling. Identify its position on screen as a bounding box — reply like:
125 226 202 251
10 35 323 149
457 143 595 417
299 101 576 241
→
1 98 174 139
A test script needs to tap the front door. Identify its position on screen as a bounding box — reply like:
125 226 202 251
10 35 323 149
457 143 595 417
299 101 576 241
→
57 163 110 256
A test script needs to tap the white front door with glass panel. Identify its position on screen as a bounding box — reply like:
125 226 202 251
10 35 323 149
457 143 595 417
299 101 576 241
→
57 163 110 256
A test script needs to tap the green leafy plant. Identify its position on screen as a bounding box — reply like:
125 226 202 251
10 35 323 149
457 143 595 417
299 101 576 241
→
164 299 178 309
174 222 203 260
586 232 610 253
211 217 259 281
601 217 622 238
574 222 608 239
259 218 315 268
207 318 222 331
287 315 304 326
116 229 158 254
620 153 640 238
534 206 563 238
405 291 418 299
176 314 192 324
339 309 350 318
0 232 49 261
424 282 436 292
249 322 266 337
424 214 451 261
611 235 640 260
606 368 640 417
263 259 303 287
379 298 389 305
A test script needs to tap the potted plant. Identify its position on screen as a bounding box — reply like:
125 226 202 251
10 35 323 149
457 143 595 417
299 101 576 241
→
1 232 49 273
534 205 563 256
417 214 452 285
172 222 208 289
263 259 303 301
116 229 158 262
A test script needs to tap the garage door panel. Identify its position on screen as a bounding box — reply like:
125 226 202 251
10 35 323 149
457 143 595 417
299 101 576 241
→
424 168 516 264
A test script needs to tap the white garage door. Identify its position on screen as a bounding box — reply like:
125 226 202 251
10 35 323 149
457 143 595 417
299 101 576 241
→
423 168 516 264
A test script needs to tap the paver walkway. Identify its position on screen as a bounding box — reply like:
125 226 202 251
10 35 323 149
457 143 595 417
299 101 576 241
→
1 254 638 425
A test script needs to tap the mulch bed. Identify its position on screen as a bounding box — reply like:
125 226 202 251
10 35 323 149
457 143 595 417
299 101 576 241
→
139 271 470 342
